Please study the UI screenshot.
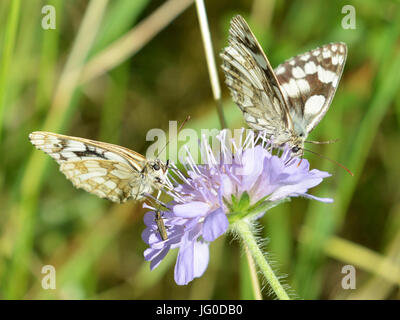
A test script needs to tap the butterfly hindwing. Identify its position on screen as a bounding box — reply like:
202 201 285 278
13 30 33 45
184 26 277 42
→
60 159 138 203
275 43 347 133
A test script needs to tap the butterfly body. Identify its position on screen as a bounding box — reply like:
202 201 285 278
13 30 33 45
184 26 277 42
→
29 131 169 203
221 15 347 157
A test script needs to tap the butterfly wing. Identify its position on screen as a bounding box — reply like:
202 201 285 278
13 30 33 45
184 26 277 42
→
59 159 141 203
220 15 294 141
274 43 347 134
29 131 149 203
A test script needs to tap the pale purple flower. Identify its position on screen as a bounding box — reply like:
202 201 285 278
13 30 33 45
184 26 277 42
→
142 129 333 285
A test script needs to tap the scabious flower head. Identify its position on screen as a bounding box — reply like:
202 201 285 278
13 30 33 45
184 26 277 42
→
142 129 333 285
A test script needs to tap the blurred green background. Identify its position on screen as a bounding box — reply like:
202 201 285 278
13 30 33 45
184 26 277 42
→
0 0 399 299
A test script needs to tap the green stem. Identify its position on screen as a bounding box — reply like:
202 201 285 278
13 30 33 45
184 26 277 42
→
244 245 262 300
195 0 227 129
232 219 290 300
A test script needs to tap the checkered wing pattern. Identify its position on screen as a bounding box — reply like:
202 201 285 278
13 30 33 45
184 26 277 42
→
274 42 347 133
220 15 293 138
221 15 347 150
29 131 152 203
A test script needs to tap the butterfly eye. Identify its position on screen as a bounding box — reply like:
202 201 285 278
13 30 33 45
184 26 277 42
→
153 163 160 171
291 146 300 153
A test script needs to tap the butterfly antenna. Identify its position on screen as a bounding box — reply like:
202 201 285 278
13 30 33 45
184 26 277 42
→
303 148 354 176
305 139 340 145
155 116 191 158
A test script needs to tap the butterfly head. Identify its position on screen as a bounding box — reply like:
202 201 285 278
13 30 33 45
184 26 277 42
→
288 134 306 158
146 159 170 189
289 144 303 158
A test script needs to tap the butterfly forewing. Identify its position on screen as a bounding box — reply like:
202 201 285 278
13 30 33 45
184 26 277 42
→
220 15 293 138
275 43 347 133
29 131 162 203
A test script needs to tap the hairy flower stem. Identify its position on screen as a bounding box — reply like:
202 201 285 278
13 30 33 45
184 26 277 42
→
232 219 290 300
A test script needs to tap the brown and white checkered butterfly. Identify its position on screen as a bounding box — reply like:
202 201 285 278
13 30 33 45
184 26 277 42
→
220 15 347 157
29 131 171 203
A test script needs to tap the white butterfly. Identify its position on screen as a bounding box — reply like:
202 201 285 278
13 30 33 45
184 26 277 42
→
29 131 171 203
220 15 347 157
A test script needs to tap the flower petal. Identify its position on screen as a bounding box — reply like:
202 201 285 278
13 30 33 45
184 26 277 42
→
202 208 229 242
297 193 334 203
174 241 195 285
174 238 209 285
174 201 210 218
193 240 209 278
238 146 266 188
221 174 233 199
269 177 326 201
149 246 170 270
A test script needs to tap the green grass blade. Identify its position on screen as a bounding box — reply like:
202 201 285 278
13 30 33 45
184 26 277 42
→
0 0 21 143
